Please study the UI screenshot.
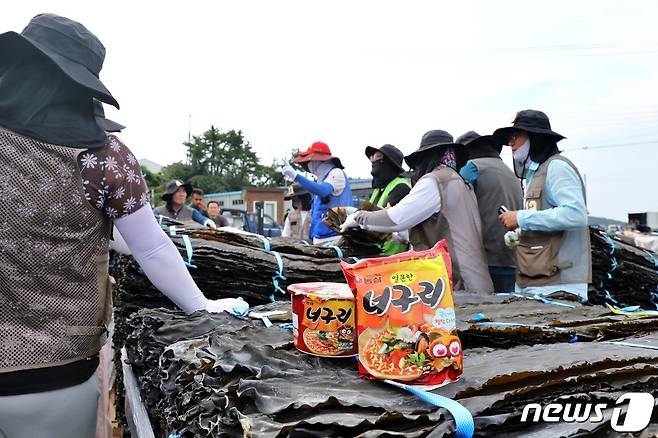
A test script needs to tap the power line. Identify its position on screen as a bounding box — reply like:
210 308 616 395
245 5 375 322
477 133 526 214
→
562 140 658 151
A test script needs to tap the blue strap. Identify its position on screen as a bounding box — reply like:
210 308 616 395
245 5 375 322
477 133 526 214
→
603 340 658 351
270 251 287 298
324 244 344 259
258 235 271 252
384 380 474 438
279 322 294 331
496 292 576 308
474 321 567 331
181 235 197 269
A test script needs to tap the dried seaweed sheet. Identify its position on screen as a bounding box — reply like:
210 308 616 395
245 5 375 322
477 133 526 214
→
123 300 658 437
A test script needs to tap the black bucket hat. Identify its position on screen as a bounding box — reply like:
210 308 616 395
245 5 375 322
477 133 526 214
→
0 14 119 108
284 183 310 200
94 99 125 133
162 180 193 201
456 131 502 154
365 144 405 173
492 109 565 146
405 130 468 171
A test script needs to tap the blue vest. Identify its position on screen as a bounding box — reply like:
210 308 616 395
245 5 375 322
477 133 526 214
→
309 169 352 240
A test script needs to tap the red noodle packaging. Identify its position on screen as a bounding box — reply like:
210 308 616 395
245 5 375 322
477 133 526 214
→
341 241 463 389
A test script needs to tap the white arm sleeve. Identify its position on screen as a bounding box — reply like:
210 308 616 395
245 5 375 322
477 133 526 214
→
374 178 441 232
114 205 209 314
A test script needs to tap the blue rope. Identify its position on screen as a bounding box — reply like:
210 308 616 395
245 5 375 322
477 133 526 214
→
601 233 620 305
270 251 287 297
603 340 658 351
181 235 197 269
384 380 474 438
325 245 344 259
258 235 271 252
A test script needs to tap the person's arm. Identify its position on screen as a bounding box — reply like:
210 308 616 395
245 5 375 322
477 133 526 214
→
294 173 334 197
115 205 209 313
354 178 441 233
517 160 587 232
459 161 478 185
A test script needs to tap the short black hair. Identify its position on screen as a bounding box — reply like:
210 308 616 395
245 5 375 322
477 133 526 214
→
192 188 204 196
207 200 219 208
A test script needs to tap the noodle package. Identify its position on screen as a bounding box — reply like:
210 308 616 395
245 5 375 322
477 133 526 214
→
341 240 462 389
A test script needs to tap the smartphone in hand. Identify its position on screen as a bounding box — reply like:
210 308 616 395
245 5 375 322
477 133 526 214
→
498 205 509 215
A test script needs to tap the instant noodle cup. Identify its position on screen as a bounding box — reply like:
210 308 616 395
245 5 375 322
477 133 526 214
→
341 240 462 389
288 282 357 357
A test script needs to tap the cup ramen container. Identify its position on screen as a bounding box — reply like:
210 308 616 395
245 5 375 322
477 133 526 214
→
288 282 358 357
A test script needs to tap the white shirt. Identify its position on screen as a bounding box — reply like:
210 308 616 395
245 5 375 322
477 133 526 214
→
367 177 442 233
282 211 309 238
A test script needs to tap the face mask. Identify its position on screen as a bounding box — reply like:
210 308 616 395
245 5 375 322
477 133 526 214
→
513 139 531 163
308 161 321 176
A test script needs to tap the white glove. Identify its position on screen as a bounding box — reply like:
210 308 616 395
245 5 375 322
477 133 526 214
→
206 297 250 316
203 218 217 228
504 229 520 250
340 212 360 233
391 230 409 244
281 160 298 181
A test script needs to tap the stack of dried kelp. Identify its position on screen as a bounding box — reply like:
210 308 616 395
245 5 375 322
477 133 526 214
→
589 226 658 309
123 295 658 437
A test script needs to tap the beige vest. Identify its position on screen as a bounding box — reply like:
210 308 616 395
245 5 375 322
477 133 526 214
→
288 209 311 240
516 155 592 287
0 127 112 373
409 168 494 294
470 157 523 268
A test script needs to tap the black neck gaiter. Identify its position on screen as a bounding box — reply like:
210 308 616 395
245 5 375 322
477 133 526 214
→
371 159 400 188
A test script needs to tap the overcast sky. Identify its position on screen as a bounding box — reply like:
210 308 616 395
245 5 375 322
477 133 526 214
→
4 1 658 220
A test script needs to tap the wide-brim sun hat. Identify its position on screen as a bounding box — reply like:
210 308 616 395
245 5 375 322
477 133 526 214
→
365 144 405 173
404 129 469 171
492 109 565 146
0 14 119 108
291 141 344 169
161 180 193 201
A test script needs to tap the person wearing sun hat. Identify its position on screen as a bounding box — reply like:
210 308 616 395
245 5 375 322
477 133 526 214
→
0 14 246 436
342 130 493 294
457 131 523 293
281 141 352 244
365 144 411 208
282 184 312 239
153 179 215 227
494 109 590 301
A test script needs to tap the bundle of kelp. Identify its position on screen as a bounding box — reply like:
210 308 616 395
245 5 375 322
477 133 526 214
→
187 228 343 258
588 226 658 309
125 305 658 437
323 202 392 257
113 235 345 310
